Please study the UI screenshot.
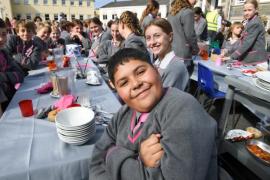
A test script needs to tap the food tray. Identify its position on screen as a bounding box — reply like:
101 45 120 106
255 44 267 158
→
246 139 270 166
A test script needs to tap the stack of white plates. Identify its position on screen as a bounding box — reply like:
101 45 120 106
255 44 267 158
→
55 107 95 145
254 71 270 92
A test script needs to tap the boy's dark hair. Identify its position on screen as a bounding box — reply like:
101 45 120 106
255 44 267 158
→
108 48 152 84
0 18 6 28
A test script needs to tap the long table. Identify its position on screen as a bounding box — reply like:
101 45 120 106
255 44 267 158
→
0 58 121 180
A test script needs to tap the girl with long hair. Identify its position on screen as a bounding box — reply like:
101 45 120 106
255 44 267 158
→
167 0 199 75
140 0 160 31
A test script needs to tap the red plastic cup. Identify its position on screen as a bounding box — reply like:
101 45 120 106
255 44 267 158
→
19 100 34 117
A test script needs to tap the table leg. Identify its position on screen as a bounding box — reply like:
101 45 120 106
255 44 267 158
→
219 85 235 138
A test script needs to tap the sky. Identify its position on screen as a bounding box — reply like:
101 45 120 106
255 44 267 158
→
95 0 128 8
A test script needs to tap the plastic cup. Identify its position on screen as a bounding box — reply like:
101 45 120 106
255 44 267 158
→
215 58 222 66
19 100 34 117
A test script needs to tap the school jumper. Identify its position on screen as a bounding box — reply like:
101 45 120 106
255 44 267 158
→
5 35 42 71
141 14 154 32
89 88 217 180
96 40 121 64
0 49 24 107
123 33 148 54
230 15 268 64
221 38 241 56
154 51 189 91
90 31 112 58
167 8 199 75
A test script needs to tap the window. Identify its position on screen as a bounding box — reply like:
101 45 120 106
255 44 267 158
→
71 14 75 20
16 14 21 20
53 0 57 5
112 14 117 20
235 0 245 5
36 13 41 18
34 0 38 4
24 0 29 4
62 0 65 5
45 14 50 20
79 0 83 6
54 14 58 20
43 0 48 5
26 13 31 20
86 0 90 6
103 15 107 20
70 0 74 6
13 0 20 4
79 15 84 20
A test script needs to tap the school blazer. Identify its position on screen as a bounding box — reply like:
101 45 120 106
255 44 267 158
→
231 16 268 64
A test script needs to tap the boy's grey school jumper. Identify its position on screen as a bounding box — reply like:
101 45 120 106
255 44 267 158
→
5 35 42 71
230 15 268 64
96 40 121 64
167 8 199 62
155 52 189 91
89 88 217 180
123 33 148 54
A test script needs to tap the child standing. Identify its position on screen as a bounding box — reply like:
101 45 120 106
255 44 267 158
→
145 18 189 91
230 0 268 64
221 22 244 56
140 0 160 32
167 0 199 76
0 18 24 112
5 20 41 72
89 48 217 180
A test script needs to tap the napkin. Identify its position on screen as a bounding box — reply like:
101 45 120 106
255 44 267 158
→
36 82 53 94
54 95 75 110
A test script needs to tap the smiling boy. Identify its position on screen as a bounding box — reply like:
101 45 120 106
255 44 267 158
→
89 48 217 180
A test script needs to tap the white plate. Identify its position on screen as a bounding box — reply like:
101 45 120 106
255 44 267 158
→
56 107 95 127
85 80 102 86
255 71 270 83
50 92 60 98
253 78 270 92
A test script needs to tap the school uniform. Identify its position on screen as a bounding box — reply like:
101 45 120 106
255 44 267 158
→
230 15 268 64
96 40 121 64
47 38 65 49
5 35 42 71
167 8 199 61
90 31 112 58
141 14 154 32
221 38 241 56
0 49 25 107
89 88 217 180
154 51 189 91
122 33 148 54
65 32 91 55
194 17 208 41
33 36 48 51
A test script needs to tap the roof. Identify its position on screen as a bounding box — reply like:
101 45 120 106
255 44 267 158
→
100 0 170 8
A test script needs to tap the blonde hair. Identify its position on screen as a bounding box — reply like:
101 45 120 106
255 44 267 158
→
120 11 142 36
170 0 192 16
51 25 60 33
36 22 51 34
244 0 259 9
140 0 159 24
226 22 244 40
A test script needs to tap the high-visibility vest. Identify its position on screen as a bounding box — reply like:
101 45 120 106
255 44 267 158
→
206 11 218 32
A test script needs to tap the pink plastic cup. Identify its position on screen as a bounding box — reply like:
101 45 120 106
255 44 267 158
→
19 100 34 117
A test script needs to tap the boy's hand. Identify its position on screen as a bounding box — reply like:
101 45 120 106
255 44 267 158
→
139 134 164 168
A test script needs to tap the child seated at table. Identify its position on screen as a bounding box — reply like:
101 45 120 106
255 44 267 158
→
48 26 65 51
89 48 217 180
5 20 41 72
145 18 189 91
0 18 25 111
221 22 244 57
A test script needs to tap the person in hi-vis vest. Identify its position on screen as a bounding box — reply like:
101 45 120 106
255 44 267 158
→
206 8 222 42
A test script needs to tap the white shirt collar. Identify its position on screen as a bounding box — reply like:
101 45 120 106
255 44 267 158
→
154 51 175 69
